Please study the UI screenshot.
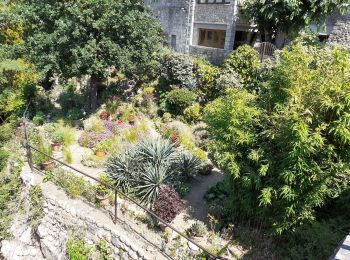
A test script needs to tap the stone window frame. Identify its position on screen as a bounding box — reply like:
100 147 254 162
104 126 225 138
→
198 28 226 49
197 0 231 4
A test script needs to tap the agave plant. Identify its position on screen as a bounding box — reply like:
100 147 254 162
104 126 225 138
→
107 138 179 206
176 151 202 178
106 149 138 191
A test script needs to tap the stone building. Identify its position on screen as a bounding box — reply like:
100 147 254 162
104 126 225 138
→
144 0 256 63
144 0 350 63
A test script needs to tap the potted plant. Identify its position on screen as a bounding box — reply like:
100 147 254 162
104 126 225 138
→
186 221 207 242
128 114 136 126
100 111 111 121
96 174 111 206
51 132 64 151
94 140 110 157
34 144 54 171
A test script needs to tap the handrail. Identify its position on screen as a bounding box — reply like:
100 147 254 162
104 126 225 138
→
22 112 224 260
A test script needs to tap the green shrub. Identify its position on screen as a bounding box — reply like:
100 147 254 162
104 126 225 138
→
224 45 260 85
66 234 93 260
67 107 83 121
184 103 201 123
54 169 95 202
28 185 44 229
165 88 197 116
0 149 9 172
33 111 45 126
0 123 14 143
161 52 196 89
205 41 350 237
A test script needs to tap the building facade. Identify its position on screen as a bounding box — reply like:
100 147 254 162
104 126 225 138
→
144 0 256 63
144 0 350 63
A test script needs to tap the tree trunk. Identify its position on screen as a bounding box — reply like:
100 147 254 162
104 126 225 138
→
90 74 99 112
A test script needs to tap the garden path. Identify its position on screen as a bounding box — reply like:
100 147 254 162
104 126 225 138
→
172 168 224 231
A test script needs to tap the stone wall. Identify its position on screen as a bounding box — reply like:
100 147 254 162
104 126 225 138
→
189 45 228 64
328 12 350 47
194 4 231 24
144 0 191 53
36 181 166 260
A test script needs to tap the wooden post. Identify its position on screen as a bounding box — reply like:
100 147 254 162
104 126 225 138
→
114 190 118 224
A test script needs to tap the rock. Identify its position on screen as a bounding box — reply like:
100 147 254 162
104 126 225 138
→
188 241 199 251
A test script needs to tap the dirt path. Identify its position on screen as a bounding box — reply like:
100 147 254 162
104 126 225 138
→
172 168 224 231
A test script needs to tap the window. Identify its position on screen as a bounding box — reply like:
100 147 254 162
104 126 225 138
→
171 35 177 50
197 0 231 4
198 29 226 49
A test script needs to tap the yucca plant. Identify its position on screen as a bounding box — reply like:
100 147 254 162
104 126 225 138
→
176 151 202 178
106 138 179 206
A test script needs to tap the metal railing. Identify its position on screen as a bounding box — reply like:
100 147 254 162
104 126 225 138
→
22 106 224 260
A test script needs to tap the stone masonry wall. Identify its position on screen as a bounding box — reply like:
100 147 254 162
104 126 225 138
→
328 11 350 47
190 45 228 65
36 181 166 260
194 4 231 24
144 0 190 53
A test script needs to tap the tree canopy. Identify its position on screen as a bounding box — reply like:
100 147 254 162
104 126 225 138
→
21 0 164 109
242 0 350 42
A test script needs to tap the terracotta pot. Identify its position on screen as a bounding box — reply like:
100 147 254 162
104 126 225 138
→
95 151 106 157
42 161 54 171
96 193 110 206
51 142 62 152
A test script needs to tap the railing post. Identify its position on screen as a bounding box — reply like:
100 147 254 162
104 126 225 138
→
23 118 34 171
114 190 118 224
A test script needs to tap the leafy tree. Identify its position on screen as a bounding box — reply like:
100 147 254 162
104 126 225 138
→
242 0 350 42
204 40 350 236
21 0 164 110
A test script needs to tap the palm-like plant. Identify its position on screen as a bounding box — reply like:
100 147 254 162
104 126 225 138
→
107 138 179 206
176 151 202 178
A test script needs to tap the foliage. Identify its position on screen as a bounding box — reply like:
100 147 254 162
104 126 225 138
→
204 41 350 240
96 174 111 197
33 111 45 126
63 148 73 164
95 240 113 260
81 154 107 168
53 169 95 202
0 149 9 172
32 135 53 166
107 138 177 206
165 88 197 116
176 151 202 178
224 45 260 86
0 161 22 240
194 58 221 102
184 103 201 123
186 221 208 238
22 0 164 110
242 0 349 41
66 234 93 260
153 186 183 223
161 52 196 89
28 185 44 229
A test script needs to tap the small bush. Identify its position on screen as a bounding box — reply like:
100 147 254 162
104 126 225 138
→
165 88 197 116
161 52 196 89
33 111 45 126
0 149 9 172
224 45 260 85
186 221 208 238
28 185 44 229
66 234 93 260
184 103 201 123
153 186 183 223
